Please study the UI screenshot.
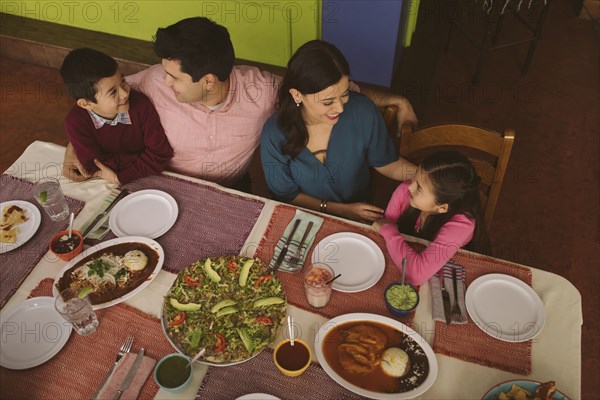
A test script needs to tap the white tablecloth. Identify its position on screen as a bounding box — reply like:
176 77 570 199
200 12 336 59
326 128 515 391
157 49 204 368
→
2 141 582 399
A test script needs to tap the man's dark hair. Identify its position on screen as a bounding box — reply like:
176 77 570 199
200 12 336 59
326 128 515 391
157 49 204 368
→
153 17 235 82
60 48 118 102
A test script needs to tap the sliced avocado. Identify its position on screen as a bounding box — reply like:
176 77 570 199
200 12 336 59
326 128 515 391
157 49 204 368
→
253 297 285 308
78 287 93 298
203 258 221 283
238 259 255 287
190 327 202 348
211 299 237 313
170 298 201 312
236 327 254 353
215 306 238 317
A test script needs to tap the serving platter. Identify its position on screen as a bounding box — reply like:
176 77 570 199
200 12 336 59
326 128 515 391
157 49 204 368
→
481 379 570 400
162 255 286 367
109 190 178 239
52 236 164 310
311 232 385 292
0 200 41 254
0 297 72 369
465 274 546 342
314 313 438 399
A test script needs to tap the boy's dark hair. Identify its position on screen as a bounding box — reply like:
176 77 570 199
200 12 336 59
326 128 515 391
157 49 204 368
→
60 48 118 103
397 150 490 254
153 17 235 82
276 40 350 157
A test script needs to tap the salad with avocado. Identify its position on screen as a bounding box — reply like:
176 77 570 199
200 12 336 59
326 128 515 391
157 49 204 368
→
163 255 287 364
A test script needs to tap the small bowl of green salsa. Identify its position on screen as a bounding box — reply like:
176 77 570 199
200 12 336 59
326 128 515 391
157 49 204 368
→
154 353 193 392
384 282 419 316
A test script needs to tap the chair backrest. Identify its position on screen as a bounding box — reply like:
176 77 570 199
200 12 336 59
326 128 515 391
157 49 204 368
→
399 124 515 232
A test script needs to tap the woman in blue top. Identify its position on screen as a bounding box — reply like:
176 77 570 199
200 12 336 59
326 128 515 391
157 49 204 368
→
260 40 415 222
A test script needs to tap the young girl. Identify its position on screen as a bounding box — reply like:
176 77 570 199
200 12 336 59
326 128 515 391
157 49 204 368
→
372 150 488 285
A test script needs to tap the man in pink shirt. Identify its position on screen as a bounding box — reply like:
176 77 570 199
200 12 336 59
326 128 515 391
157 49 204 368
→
62 17 417 190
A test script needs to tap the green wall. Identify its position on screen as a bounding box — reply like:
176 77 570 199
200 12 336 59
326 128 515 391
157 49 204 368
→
1 0 321 66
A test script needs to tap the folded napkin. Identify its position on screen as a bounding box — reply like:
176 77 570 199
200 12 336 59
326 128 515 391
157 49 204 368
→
268 209 323 273
96 351 156 400
429 262 468 324
80 189 122 240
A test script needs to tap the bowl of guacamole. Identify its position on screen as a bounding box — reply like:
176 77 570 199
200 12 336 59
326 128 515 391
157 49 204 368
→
384 282 419 316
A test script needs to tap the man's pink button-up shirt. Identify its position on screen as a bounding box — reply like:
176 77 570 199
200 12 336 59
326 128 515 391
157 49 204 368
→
128 64 280 186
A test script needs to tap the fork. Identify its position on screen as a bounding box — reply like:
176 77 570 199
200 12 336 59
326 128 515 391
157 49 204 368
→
91 335 134 400
451 268 462 323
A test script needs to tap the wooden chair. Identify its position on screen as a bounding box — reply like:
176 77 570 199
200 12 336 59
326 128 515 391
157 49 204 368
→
399 124 515 231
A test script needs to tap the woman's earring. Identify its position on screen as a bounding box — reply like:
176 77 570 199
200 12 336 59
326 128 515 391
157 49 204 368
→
295 101 301 107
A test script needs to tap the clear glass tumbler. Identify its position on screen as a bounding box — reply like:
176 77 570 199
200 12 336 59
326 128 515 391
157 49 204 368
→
55 287 99 336
304 262 335 308
32 177 69 221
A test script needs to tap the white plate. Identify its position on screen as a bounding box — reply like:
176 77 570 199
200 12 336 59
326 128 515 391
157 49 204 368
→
311 232 385 292
109 190 178 239
52 236 164 310
465 274 546 342
0 297 72 369
482 379 570 400
0 200 42 254
314 313 438 399
235 394 280 400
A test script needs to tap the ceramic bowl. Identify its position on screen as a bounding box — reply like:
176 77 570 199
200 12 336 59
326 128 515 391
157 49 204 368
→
384 282 420 317
154 353 193 392
49 230 83 261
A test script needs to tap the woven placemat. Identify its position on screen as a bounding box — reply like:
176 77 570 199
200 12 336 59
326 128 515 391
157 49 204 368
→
254 205 414 326
98 174 265 273
0 278 173 400
196 348 367 400
0 175 85 308
432 252 533 374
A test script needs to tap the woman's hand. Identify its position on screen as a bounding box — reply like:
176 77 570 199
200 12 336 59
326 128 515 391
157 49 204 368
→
338 202 385 223
92 159 120 184
372 218 394 233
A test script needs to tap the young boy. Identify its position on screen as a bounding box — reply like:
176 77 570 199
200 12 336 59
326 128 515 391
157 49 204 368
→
60 48 173 184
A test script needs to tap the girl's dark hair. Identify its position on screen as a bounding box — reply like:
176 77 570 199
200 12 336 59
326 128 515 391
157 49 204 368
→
397 150 490 254
60 48 118 102
276 40 350 157
153 17 235 82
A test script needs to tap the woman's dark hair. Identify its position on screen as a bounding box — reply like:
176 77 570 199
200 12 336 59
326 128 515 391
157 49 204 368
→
277 40 350 157
60 48 118 102
153 17 235 82
397 150 490 254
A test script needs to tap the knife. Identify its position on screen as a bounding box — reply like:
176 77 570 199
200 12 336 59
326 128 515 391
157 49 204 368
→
113 348 144 400
272 219 301 271
441 275 452 324
82 189 129 239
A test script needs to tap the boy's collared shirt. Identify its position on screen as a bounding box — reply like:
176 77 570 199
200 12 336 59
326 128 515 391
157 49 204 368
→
87 110 132 129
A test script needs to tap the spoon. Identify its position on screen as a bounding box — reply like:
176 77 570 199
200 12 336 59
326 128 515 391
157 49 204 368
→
326 273 342 285
401 258 407 286
186 347 206 368
67 212 74 238
287 315 295 346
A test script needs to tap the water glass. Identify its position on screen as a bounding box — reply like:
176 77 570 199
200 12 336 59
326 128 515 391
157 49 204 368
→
55 287 99 336
304 262 335 308
32 177 69 221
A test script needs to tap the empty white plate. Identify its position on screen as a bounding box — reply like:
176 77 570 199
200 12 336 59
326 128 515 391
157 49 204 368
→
465 273 546 342
109 190 178 239
311 232 385 292
0 297 72 369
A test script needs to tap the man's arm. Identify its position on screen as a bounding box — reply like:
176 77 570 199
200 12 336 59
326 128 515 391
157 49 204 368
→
62 143 90 182
359 85 418 135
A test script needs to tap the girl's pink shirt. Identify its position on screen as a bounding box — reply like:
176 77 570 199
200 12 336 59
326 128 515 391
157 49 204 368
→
379 181 475 285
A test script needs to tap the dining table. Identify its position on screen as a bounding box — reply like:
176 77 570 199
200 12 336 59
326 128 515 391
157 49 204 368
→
0 141 582 399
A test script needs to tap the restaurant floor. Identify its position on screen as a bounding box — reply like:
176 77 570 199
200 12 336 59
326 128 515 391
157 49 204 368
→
0 1 598 397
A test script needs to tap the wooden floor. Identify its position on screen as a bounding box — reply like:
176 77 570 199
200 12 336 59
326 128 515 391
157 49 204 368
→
0 1 598 397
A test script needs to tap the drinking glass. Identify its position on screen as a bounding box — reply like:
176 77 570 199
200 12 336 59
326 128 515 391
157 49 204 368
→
32 177 69 221
55 287 99 336
304 262 335 308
